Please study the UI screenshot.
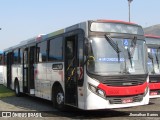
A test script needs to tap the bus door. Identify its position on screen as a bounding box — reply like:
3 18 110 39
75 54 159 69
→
28 46 35 94
6 52 13 88
23 47 35 94
23 48 29 93
65 35 78 106
65 31 83 106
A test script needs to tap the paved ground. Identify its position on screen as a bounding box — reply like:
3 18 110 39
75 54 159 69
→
0 95 160 120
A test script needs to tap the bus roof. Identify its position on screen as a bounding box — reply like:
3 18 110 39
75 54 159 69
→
4 19 142 52
4 34 47 51
145 34 160 39
96 19 136 25
145 34 160 46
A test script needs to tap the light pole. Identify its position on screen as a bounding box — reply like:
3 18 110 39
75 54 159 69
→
128 0 133 22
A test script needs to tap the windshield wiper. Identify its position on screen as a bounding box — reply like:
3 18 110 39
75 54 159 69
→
127 48 133 68
130 36 137 54
105 35 121 62
127 36 137 68
155 49 160 69
148 52 155 74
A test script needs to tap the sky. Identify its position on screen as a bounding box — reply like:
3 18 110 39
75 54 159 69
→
0 0 160 50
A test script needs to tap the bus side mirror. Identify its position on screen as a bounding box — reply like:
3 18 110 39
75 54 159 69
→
83 56 95 66
84 43 89 56
85 42 92 56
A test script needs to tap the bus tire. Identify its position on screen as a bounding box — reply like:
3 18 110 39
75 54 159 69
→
15 81 21 97
53 86 65 111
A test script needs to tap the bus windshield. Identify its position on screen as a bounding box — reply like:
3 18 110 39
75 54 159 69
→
90 22 144 35
87 37 147 76
147 48 160 74
146 37 160 75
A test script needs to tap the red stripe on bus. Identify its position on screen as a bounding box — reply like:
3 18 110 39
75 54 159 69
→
98 82 147 96
145 34 160 39
149 83 160 90
96 19 135 25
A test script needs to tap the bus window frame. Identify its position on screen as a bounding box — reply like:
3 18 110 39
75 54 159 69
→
48 36 63 62
36 41 47 63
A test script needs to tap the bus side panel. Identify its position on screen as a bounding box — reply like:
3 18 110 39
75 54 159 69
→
0 65 3 84
34 63 47 99
11 65 17 90
34 62 64 101
46 62 64 100
3 66 7 86
41 62 51 100
18 65 23 93
11 64 23 92
77 68 87 109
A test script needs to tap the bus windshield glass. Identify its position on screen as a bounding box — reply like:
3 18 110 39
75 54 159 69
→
147 48 160 74
90 22 144 35
146 38 160 74
87 37 147 76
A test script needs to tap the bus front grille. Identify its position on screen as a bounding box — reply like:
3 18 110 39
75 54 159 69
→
149 75 160 83
101 74 147 86
108 94 143 104
150 90 160 95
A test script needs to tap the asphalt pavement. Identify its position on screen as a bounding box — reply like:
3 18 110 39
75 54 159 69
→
0 95 160 120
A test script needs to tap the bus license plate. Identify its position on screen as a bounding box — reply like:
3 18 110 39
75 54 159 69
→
150 92 158 96
122 98 133 104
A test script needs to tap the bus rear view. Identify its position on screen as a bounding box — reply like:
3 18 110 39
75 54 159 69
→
145 34 160 98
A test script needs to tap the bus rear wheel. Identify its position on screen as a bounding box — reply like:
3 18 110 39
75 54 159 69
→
15 81 21 97
53 87 65 111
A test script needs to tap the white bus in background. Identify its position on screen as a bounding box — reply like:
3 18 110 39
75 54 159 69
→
3 20 149 110
145 34 160 98
0 51 3 84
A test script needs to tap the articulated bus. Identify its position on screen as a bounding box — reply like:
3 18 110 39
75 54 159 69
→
145 34 160 98
0 51 3 84
3 20 149 110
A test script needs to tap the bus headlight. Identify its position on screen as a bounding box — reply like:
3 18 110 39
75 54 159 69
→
89 84 97 93
97 89 105 97
88 83 106 98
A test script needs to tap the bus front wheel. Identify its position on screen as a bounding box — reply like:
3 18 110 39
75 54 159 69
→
53 87 65 110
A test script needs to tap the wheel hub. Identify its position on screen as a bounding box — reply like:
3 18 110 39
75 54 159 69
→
56 93 64 104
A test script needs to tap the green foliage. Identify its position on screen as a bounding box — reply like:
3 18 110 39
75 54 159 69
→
0 85 15 97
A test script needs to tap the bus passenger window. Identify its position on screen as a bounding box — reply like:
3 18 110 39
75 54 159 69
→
0 55 2 65
49 37 63 61
66 41 73 59
24 50 28 64
20 49 23 64
37 41 47 62
13 49 19 64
